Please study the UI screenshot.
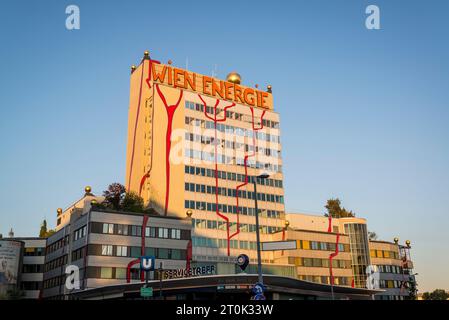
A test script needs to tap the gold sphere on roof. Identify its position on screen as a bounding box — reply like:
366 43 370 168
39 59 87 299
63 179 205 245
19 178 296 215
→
186 209 193 218
144 50 149 57
405 240 411 247
394 237 399 244
226 72 241 84
168 60 173 65
285 220 290 228
91 199 97 205
267 85 272 93
57 208 63 215
131 65 136 72
85 186 92 194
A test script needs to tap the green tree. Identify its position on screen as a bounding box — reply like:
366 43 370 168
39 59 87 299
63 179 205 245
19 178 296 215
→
368 231 378 240
422 289 448 300
408 278 418 300
103 183 126 210
39 220 48 238
39 219 56 238
122 192 144 212
324 198 355 218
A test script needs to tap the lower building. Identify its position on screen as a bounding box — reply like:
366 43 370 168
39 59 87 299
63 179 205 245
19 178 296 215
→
0 237 46 299
42 202 191 299
32 187 416 300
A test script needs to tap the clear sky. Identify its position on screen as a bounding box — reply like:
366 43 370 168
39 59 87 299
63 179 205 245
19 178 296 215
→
0 0 448 292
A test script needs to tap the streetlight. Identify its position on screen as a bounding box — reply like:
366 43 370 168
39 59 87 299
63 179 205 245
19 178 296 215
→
253 173 269 285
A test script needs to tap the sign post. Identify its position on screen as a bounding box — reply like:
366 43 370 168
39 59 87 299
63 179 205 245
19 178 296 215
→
140 286 153 298
140 256 155 300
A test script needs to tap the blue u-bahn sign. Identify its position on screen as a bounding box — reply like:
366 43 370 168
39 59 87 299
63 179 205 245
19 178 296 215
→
140 256 155 271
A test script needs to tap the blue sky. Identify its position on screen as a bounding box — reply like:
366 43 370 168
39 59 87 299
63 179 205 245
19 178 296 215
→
0 0 448 292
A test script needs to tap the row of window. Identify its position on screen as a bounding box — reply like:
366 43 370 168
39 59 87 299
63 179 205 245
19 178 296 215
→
184 115 280 144
370 249 400 260
184 132 281 159
297 275 350 286
23 247 45 256
193 236 259 250
185 100 280 129
73 225 87 241
185 200 284 219
96 244 186 260
380 279 406 289
297 240 349 253
43 274 67 289
185 182 284 203
192 218 283 234
289 257 351 269
97 222 187 240
46 235 70 255
185 165 283 188
71 246 86 262
185 148 282 173
22 264 44 273
44 254 68 273
375 264 404 274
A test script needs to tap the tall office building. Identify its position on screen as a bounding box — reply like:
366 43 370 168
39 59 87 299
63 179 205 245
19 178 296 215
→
125 51 285 263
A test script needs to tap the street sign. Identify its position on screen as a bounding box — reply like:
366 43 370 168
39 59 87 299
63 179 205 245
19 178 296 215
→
253 293 266 300
140 286 153 297
252 282 265 295
261 240 297 251
236 254 249 271
140 256 155 271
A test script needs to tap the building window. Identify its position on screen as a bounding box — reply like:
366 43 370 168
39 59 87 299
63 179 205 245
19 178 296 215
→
131 225 142 237
117 224 128 236
116 246 128 257
145 226 156 237
170 229 181 239
158 248 169 259
101 245 113 256
100 267 113 279
302 240 310 250
171 249 181 260
115 268 126 279
103 223 114 234
158 228 169 239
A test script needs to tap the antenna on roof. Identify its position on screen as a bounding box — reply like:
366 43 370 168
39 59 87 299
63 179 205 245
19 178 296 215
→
212 64 218 78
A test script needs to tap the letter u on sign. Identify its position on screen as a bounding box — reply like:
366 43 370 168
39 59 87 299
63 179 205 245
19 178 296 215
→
140 256 155 271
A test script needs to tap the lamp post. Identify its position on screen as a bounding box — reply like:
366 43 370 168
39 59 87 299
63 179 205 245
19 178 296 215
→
253 173 269 285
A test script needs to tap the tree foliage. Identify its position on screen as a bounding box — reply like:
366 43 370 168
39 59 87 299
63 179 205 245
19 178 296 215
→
103 183 126 210
422 289 448 300
39 219 56 238
324 198 355 218
368 231 378 240
101 183 145 213
122 192 144 212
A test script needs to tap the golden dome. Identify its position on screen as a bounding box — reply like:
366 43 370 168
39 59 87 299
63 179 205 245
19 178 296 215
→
85 186 92 194
226 72 241 84
186 209 193 218
131 65 136 72
284 220 290 228
405 240 411 247
144 50 149 57
393 237 399 244
57 208 63 215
